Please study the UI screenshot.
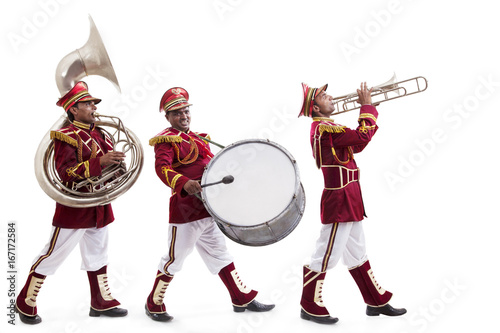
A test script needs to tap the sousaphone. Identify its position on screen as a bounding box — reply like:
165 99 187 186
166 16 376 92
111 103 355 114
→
35 15 143 207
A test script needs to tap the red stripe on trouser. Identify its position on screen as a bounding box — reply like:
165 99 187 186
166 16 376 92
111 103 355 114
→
321 223 338 272
163 226 177 274
30 227 61 273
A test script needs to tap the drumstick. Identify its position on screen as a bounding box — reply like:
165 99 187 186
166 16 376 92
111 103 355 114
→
193 133 226 149
201 175 234 188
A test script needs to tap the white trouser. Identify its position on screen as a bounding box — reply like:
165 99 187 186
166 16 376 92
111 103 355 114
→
309 221 367 272
31 226 109 275
158 217 234 275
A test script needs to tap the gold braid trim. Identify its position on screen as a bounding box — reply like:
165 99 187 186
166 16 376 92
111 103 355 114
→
313 117 333 122
331 146 353 165
358 120 376 134
66 162 85 180
318 124 346 135
172 139 199 167
50 131 78 148
161 167 173 187
90 140 97 159
359 113 377 122
170 174 182 189
149 135 183 146
83 160 90 178
161 167 182 189
77 136 83 163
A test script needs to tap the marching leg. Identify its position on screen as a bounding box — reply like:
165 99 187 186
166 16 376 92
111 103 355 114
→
299 265 338 324
15 271 46 325
87 266 127 317
145 270 174 322
218 262 274 312
349 260 406 316
15 227 88 324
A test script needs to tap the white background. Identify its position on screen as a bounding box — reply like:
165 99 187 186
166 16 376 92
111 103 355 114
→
1 0 499 332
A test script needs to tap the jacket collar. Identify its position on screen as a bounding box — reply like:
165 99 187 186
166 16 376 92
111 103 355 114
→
72 120 95 131
313 117 334 123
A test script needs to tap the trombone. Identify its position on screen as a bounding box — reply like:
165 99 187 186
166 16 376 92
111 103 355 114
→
332 74 428 115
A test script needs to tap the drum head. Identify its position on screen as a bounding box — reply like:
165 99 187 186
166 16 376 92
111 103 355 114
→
201 140 299 227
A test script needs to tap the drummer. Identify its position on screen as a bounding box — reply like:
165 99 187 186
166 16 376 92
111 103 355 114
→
144 87 275 322
297 82 406 324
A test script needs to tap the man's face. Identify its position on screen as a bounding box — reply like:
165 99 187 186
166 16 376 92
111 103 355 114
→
166 106 191 132
313 91 335 117
70 101 97 124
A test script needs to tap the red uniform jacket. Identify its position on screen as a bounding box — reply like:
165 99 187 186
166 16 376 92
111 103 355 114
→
50 121 114 229
310 105 378 224
149 127 214 223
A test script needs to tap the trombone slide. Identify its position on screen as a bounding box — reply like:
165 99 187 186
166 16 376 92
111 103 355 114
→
332 76 428 115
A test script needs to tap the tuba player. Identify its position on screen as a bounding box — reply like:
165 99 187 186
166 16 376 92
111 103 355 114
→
15 82 128 324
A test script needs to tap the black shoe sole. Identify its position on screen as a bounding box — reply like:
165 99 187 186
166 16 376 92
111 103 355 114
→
234 301 275 313
145 305 173 322
89 307 128 317
15 306 42 325
366 306 407 317
233 306 246 313
300 310 339 324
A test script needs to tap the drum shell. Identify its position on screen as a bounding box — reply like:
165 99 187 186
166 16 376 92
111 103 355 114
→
215 183 305 246
201 139 305 246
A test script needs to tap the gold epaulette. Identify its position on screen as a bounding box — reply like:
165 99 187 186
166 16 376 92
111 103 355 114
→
50 130 78 148
149 135 183 146
318 124 346 135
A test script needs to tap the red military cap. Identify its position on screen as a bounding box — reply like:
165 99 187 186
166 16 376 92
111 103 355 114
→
159 87 192 112
298 82 328 117
56 81 101 111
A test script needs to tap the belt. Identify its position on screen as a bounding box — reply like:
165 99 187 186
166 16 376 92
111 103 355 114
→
323 165 360 190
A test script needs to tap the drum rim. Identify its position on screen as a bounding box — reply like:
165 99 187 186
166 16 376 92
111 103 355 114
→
201 139 301 227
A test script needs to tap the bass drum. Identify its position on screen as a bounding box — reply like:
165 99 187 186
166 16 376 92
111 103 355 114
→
201 139 305 246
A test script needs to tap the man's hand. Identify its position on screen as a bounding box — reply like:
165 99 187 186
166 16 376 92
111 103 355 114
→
356 82 373 106
183 179 202 195
100 151 126 166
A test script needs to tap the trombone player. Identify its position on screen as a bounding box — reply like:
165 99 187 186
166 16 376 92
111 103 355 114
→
298 82 406 324
15 81 128 324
